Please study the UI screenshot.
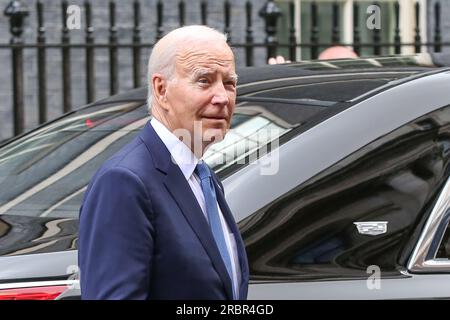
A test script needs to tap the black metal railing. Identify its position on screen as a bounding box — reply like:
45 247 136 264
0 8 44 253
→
0 0 447 139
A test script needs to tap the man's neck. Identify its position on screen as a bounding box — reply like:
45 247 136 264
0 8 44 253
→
152 114 207 159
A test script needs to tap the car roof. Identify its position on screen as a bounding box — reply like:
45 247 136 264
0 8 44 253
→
237 54 439 83
92 54 446 107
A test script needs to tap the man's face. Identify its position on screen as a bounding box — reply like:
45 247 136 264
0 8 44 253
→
163 41 237 153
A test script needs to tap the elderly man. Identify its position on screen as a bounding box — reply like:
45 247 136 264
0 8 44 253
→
78 25 249 300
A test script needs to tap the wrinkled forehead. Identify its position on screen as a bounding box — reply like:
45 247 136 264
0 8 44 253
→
175 42 236 76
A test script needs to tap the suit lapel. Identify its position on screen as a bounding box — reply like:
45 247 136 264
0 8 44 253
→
139 122 234 300
211 173 249 300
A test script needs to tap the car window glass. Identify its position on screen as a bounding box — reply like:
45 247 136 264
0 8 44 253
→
0 102 148 218
240 105 450 280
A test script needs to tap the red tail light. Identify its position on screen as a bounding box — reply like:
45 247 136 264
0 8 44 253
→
0 285 68 300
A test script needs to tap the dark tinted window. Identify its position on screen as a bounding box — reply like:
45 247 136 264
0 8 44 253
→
0 102 147 218
0 102 147 256
436 222 450 259
240 105 450 280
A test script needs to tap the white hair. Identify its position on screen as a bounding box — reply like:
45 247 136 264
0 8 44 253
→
147 25 228 113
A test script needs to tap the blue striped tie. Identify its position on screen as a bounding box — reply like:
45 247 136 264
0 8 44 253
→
195 161 236 299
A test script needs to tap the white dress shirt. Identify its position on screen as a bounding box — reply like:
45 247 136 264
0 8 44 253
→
150 118 241 299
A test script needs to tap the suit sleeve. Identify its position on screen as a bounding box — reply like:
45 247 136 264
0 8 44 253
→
78 166 154 300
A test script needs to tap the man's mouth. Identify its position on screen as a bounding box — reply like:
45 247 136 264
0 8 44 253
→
202 115 227 120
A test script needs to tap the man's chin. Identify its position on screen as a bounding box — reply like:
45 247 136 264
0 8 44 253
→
202 117 228 127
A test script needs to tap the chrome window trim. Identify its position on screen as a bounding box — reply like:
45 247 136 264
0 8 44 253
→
408 177 450 272
0 279 78 290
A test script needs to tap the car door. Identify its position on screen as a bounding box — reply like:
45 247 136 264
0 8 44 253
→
229 72 450 299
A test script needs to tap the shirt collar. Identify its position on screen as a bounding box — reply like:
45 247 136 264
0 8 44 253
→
150 117 199 180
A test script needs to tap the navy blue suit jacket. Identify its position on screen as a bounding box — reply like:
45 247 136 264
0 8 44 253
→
78 121 249 299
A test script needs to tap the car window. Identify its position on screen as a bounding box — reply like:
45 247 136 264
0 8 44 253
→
0 102 148 256
240 105 450 280
0 102 147 217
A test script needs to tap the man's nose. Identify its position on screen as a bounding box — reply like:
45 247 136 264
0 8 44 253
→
211 82 229 106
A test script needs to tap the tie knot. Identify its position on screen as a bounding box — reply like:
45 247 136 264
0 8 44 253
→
195 161 211 180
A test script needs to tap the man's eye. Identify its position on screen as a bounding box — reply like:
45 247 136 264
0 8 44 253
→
198 78 209 84
225 80 236 87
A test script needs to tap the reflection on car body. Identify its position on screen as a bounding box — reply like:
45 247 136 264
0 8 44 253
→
1 54 450 299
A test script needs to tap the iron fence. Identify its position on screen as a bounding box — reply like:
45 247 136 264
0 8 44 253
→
0 0 447 138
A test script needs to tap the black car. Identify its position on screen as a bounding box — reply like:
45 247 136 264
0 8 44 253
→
1 54 450 299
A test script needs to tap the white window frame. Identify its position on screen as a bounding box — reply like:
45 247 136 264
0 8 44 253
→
291 0 428 57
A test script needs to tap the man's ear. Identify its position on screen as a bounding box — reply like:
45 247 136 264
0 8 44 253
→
151 73 168 110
